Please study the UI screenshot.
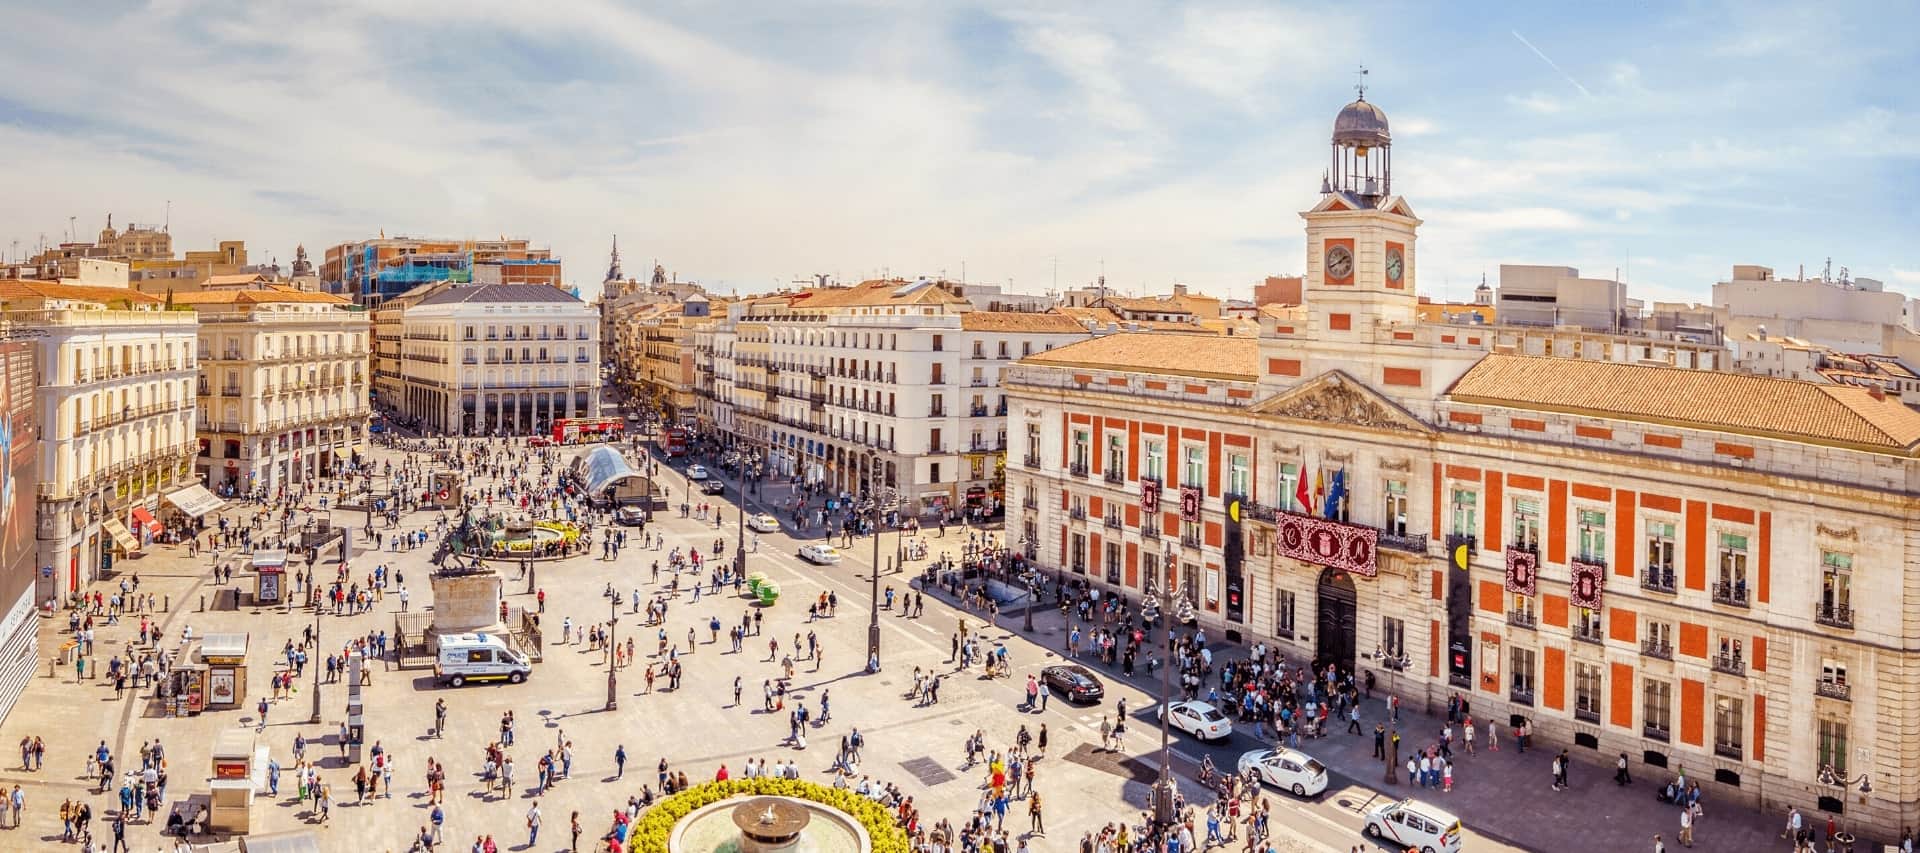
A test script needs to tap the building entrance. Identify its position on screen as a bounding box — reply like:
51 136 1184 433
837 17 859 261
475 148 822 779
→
1316 567 1358 674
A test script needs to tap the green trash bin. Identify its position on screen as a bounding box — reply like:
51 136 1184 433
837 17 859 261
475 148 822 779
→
747 572 769 594
757 583 780 606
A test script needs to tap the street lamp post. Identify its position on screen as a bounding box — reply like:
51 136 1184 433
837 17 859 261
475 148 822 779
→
309 560 322 724
1142 550 1192 829
605 594 618 710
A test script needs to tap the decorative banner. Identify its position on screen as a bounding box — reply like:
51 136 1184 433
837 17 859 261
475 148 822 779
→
1140 478 1161 514
1273 510 1378 577
1504 547 1538 596
1569 559 1606 610
1180 486 1202 522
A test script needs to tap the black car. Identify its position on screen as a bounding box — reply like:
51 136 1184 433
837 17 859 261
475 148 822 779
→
699 479 727 495
614 506 648 526
1041 664 1105 704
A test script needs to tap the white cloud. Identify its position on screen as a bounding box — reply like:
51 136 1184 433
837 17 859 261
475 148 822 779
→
1508 93 1565 114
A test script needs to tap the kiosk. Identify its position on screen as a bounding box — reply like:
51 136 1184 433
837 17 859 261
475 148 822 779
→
198 633 250 709
252 550 287 605
208 729 265 833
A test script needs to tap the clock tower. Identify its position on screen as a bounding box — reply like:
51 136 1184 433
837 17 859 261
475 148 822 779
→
1300 87 1421 336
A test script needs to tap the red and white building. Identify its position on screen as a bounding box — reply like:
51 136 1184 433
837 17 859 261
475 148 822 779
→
1005 94 1920 835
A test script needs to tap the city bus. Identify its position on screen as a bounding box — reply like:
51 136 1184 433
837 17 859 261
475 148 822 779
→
552 417 625 445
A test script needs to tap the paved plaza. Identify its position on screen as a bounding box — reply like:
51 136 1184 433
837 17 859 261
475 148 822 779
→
0 438 1825 852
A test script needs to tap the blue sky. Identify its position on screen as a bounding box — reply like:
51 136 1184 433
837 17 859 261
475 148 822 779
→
0 0 1914 305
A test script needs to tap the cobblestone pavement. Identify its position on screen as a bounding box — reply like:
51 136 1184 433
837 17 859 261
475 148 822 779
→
0 437 1688 853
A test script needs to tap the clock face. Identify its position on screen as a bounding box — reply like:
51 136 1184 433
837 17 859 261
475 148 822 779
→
1325 245 1354 280
1385 247 1404 283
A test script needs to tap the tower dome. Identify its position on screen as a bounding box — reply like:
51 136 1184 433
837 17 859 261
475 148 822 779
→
1332 98 1391 149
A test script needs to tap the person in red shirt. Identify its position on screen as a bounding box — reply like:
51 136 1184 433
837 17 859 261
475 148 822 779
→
715 764 730 781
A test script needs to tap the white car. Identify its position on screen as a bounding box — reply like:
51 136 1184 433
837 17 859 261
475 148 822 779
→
1158 700 1233 740
1237 747 1329 798
747 513 782 533
686 465 709 480
798 544 841 565
1363 798 1463 853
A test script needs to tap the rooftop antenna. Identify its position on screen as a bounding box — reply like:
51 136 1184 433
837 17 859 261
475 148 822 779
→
67 216 76 243
164 199 171 233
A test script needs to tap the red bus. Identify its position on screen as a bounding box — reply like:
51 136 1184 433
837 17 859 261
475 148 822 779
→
552 417 625 445
662 427 690 457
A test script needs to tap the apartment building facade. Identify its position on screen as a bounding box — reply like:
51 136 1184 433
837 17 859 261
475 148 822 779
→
178 288 371 496
1003 92 1920 836
384 284 600 435
4 272 200 603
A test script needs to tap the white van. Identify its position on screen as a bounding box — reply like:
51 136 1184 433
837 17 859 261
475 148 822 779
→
1362 798 1464 853
435 633 531 687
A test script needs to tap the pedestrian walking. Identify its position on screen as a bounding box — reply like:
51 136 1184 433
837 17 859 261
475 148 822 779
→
527 800 543 847
1677 805 1693 847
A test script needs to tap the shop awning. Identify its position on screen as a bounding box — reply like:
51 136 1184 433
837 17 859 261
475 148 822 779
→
252 549 288 571
128 506 162 535
164 484 226 518
101 518 140 552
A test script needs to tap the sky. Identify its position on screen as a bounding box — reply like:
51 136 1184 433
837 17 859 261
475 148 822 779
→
0 0 1915 306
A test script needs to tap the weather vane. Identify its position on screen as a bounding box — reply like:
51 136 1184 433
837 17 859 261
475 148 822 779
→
1356 65 1369 100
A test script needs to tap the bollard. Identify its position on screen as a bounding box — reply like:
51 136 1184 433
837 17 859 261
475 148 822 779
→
164 595 169 612
197 595 204 613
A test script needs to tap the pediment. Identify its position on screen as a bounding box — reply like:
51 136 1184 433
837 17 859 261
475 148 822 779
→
1249 370 1434 433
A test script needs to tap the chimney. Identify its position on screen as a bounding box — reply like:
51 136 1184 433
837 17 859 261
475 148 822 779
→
1173 284 1188 297
1869 384 1887 402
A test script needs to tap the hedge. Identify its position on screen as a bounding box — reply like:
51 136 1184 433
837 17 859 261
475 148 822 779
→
627 777 909 853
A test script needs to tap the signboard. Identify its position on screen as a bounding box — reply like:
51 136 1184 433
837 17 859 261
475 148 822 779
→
1179 486 1202 523
1223 498 1245 623
1271 510 1378 577
1504 548 1539 596
1140 479 1161 514
1569 559 1606 609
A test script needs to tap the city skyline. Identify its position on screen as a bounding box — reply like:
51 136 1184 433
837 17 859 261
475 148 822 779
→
0 1 1914 304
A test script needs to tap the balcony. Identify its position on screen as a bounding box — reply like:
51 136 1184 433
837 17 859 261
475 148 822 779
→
1068 506 1087 521
928 407 945 418
1642 565 1677 594
1068 461 1089 478
1022 495 1038 510
1024 453 1043 468
1103 469 1126 486
1573 706 1600 724
221 386 241 397
1509 687 1534 706
1713 743 1743 761
1180 532 1202 549
1642 724 1670 743
1379 531 1429 554
1712 580 1750 608
1710 652 1746 676
1815 602 1853 629
969 405 989 417
970 378 988 387
1507 610 1537 630
1640 640 1673 660
1141 524 1160 540
1573 625 1605 646
1815 680 1851 702
1103 514 1122 530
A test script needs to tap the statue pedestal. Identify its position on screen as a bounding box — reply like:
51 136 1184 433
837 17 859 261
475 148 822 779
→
429 569 506 645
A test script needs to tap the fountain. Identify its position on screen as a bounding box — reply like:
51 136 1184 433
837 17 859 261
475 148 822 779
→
669 795 867 853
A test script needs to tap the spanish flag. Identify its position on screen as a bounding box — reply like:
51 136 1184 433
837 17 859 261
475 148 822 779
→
1313 468 1325 509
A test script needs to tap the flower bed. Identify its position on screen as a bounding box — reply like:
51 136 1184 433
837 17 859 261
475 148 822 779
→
628 778 907 853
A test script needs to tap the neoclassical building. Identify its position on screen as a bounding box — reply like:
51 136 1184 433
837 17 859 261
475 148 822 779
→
180 287 370 496
1005 95 1919 835
388 283 601 435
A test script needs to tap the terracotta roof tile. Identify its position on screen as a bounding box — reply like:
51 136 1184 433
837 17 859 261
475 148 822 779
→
1449 354 1920 453
960 312 1089 334
0 281 162 304
1019 332 1259 381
